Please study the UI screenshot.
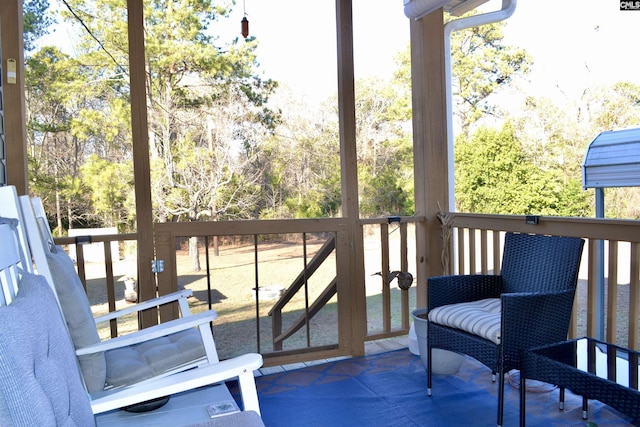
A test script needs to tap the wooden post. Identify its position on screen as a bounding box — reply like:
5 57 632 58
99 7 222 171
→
1 0 29 193
127 0 161 326
410 10 449 308
336 0 366 356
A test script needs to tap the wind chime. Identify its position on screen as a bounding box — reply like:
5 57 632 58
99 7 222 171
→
241 0 249 38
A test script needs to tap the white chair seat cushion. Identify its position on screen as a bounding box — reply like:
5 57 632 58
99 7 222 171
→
0 272 95 426
105 328 206 387
428 298 502 344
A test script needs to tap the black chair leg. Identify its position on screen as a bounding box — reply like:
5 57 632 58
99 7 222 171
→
427 343 432 396
497 369 505 427
519 376 526 427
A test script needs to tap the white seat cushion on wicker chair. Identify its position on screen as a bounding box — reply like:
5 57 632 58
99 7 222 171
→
428 298 502 344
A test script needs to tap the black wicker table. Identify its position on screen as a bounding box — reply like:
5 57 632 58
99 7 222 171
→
520 337 640 426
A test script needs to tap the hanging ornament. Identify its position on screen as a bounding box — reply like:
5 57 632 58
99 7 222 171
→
241 16 249 38
241 0 249 38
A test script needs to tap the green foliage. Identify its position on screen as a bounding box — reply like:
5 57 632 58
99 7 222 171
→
80 155 135 230
354 77 414 217
25 46 80 129
25 0 280 229
284 194 325 219
513 81 640 219
23 0 54 52
391 48 412 122
359 167 412 217
449 14 531 135
455 123 589 216
69 107 132 164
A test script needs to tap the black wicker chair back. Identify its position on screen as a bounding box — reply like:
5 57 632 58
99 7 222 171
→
501 232 585 294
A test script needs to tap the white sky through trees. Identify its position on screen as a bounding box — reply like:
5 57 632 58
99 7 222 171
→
226 0 638 107
42 0 638 108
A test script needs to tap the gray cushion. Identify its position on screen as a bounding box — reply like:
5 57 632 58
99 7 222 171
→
105 328 206 387
0 272 95 426
47 246 206 390
46 246 107 393
428 298 502 344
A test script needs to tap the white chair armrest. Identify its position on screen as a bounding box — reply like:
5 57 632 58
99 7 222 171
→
89 353 263 414
77 310 217 355
93 289 194 324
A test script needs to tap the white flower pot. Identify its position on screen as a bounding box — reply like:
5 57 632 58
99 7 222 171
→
124 279 138 302
411 308 464 375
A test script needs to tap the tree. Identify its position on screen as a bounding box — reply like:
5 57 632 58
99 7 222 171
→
455 123 589 216
582 83 640 133
514 83 640 219
23 0 54 52
258 94 342 220
390 16 533 217
351 77 414 217
61 0 278 212
393 14 531 137
256 75 414 220
36 0 280 262
81 155 135 229
25 46 91 234
449 15 531 136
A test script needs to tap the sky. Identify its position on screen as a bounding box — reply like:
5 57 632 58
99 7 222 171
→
496 0 639 104
45 0 639 108
223 0 639 107
222 0 409 103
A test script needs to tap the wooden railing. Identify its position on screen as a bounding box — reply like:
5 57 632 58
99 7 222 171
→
55 216 424 363
360 216 424 341
53 232 137 339
57 213 640 365
153 218 351 365
269 236 337 351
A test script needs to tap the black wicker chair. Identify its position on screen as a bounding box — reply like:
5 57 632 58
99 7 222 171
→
426 232 584 427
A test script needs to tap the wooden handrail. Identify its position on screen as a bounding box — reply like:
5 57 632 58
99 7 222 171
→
272 278 338 347
269 236 336 351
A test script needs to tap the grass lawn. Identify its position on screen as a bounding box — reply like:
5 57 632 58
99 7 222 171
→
83 227 417 360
